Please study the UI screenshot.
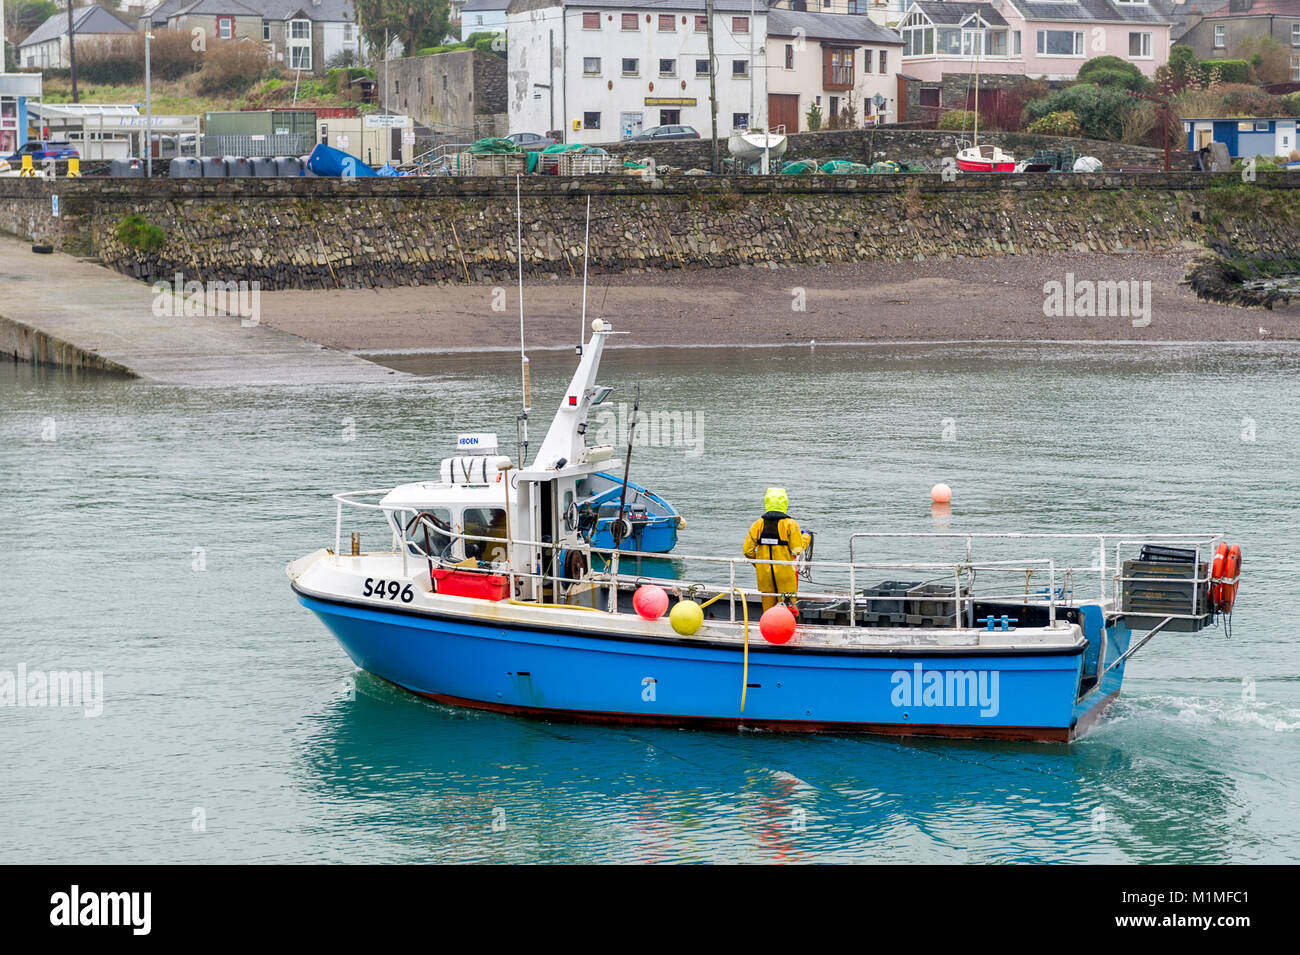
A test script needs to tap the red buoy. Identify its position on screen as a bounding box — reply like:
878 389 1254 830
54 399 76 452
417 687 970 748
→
760 605 797 644
633 584 669 620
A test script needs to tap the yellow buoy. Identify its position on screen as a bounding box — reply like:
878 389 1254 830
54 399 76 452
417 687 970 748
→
669 599 704 635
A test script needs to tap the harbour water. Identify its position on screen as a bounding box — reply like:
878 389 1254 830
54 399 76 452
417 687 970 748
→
3 341 1298 863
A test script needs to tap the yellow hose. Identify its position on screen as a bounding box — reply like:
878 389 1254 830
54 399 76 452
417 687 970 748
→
739 591 750 713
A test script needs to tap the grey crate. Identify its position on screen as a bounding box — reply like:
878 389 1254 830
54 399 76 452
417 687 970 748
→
170 157 202 178
109 158 145 178
223 155 253 177
200 156 227 178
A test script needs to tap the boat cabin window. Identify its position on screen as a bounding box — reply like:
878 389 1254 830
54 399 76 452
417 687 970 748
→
402 508 453 558
462 507 508 563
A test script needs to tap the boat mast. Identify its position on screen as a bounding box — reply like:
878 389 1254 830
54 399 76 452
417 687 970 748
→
517 174 531 465
972 14 982 148
579 196 590 355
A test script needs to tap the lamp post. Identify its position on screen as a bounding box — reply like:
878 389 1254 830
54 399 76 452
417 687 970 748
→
144 32 153 178
870 92 886 164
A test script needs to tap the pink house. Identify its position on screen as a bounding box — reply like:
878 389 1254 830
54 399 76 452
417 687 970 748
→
898 0 1174 121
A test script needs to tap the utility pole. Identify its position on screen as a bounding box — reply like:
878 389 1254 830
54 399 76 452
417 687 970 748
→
66 0 79 102
145 32 153 177
706 0 718 172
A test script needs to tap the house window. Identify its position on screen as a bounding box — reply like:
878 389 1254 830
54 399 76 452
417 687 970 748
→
1129 32 1152 58
1293 54 1300 80
622 13 638 30
1213 25 1225 49
622 57 639 75
659 109 680 125
659 58 676 76
733 59 749 78
658 14 675 31
583 12 599 29
1012 31 1021 56
288 18 312 70
1037 30 1084 56
696 58 710 76
733 16 749 33
584 56 601 75
695 15 708 31
343 24 355 42
864 49 873 72
823 48 854 89
262 21 270 41
1292 23 1299 46
733 112 749 128
987 30 1006 56
217 16 233 39
880 50 887 73
785 44 794 70
584 111 601 130
290 19 311 41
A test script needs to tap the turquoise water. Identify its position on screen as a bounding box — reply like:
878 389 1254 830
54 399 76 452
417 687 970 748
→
2 342 1298 863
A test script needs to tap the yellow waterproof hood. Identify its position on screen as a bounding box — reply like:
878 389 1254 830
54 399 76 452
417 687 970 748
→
764 487 789 513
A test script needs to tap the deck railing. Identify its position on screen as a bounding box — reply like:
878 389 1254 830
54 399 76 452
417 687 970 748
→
330 492 1223 628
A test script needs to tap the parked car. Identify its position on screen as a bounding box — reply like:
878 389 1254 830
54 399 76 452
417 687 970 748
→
506 132 557 150
623 125 701 143
5 139 79 162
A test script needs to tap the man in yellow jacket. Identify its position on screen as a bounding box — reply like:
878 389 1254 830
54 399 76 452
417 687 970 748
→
743 488 812 611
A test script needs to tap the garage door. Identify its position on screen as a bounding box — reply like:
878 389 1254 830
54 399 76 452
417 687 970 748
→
768 94 800 134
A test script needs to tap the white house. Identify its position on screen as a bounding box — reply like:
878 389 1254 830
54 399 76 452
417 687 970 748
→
507 0 769 144
461 0 510 41
766 9 902 133
19 5 138 70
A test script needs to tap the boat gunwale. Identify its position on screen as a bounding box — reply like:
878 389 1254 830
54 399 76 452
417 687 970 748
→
292 580 1090 660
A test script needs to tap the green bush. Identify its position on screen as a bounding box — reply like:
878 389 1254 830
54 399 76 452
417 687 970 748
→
1282 92 1300 116
805 102 822 131
1027 110 1083 137
1202 59 1252 84
1077 55 1148 91
1025 85 1135 141
115 215 164 254
937 109 978 130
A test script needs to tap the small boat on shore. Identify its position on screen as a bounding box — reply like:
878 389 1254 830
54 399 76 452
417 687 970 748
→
289 320 1243 742
952 13 1015 174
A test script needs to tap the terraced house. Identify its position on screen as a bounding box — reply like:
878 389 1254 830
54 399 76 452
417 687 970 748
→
136 0 359 72
1177 0 1300 80
898 0 1175 122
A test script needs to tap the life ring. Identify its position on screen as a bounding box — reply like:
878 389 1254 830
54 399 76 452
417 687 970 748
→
1207 542 1228 612
1218 544 1241 614
563 549 588 588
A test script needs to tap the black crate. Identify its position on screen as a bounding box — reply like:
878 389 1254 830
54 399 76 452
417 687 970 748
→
1121 559 1210 616
1138 544 1198 564
906 582 967 619
859 580 922 617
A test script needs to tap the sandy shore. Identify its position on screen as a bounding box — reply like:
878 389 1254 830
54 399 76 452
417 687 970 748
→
256 251 1300 353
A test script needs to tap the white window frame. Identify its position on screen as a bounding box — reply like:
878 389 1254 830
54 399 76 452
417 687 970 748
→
659 58 676 76
288 18 312 71
622 57 639 76
217 16 233 40
583 56 601 75
732 58 749 78
1036 29 1084 58
1129 31 1152 59
1292 23 1299 47
1213 24 1225 49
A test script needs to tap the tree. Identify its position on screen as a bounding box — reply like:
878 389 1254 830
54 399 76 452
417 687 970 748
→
1231 35 1291 85
3 0 58 46
354 0 451 59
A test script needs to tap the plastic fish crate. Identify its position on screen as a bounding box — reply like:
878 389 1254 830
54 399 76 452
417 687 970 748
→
859 580 922 616
906 582 967 620
1121 559 1210 617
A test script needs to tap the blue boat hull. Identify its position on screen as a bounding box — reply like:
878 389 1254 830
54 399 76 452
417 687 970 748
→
588 519 678 554
297 589 1131 741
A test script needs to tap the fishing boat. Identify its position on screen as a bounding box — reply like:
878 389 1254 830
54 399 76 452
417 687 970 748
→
288 318 1243 742
728 128 788 173
953 13 1016 174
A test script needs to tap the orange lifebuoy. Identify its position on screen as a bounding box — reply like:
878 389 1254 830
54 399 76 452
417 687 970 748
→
1208 542 1228 612
1218 544 1241 613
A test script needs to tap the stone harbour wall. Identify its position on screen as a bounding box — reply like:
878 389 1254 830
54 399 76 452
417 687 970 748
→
1 172 1298 291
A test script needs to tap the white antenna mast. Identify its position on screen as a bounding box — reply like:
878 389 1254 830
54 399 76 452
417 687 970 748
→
517 174 531 464
579 195 591 354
